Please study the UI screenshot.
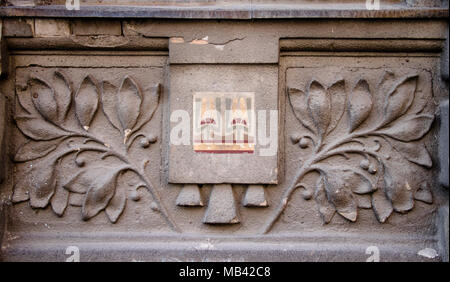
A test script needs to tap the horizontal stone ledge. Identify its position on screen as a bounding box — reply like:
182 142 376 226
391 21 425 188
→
5 36 169 51
1 233 440 262
280 38 445 53
0 5 448 19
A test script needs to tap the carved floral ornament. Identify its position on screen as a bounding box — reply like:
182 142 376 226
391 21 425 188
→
10 69 435 234
11 70 181 231
262 71 435 233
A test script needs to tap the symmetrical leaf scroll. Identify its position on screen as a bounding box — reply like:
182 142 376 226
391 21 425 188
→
262 72 435 233
12 70 177 230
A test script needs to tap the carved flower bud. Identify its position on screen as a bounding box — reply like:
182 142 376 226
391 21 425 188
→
368 164 377 174
130 190 140 202
139 138 150 148
360 159 369 170
75 158 85 167
150 201 159 212
299 137 309 149
290 133 301 144
302 189 313 200
148 134 157 143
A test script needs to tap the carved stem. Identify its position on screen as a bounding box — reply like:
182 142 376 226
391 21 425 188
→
126 133 146 151
260 159 313 234
261 126 382 234
58 132 180 232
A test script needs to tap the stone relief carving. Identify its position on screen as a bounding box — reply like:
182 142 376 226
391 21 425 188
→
8 67 436 234
262 70 435 233
11 69 180 231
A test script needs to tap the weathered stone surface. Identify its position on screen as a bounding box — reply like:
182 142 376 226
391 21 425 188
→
4 0 35 6
72 20 122 36
0 20 6 77
0 93 5 183
0 202 5 254
438 205 449 262
1 1 448 19
34 19 70 37
176 184 203 207
0 3 448 262
169 35 279 64
2 18 33 37
243 185 268 207
441 24 449 81
203 184 239 224
439 100 449 188
0 232 443 261
414 183 433 204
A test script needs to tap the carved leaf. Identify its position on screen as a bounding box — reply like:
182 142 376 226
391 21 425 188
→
15 86 34 116
117 76 142 133
131 83 161 135
64 166 110 194
388 139 432 168
307 80 330 140
75 75 99 130
12 175 30 203
348 79 373 132
14 138 61 162
379 114 434 142
82 169 119 220
322 170 358 222
64 167 121 220
327 80 346 134
370 160 393 224
355 194 372 209
28 159 57 208
414 183 433 204
29 77 58 123
15 115 67 141
53 70 72 122
51 182 69 216
383 165 414 213
371 189 393 223
340 168 374 195
101 81 121 131
382 75 418 125
287 87 315 133
314 176 336 224
105 188 126 223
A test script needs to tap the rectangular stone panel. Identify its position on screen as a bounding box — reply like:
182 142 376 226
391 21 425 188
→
11 64 166 226
168 65 278 184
